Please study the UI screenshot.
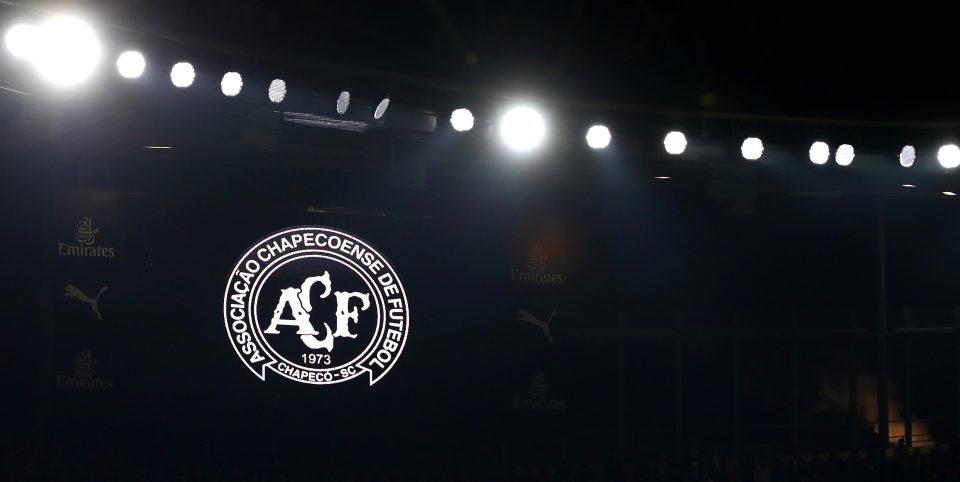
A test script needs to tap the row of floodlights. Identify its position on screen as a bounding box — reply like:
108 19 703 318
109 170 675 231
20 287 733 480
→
2 18 398 116
666 134 960 168
804 141 960 169
6 17 960 161
0 18 523 147
503 115 960 169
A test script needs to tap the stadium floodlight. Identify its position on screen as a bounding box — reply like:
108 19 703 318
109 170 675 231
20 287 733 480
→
32 16 100 86
116 51 145 79
170 62 195 88
268 79 286 103
899 145 916 168
664 131 687 155
450 108 474 132
741 137 763 160
221 71 242 97
500 105 545 152
809 141 830 165
4 24 37 59
373 97 390 119
938 144 960 168
836 144 855 166
586 125 611 149
336 91 350 114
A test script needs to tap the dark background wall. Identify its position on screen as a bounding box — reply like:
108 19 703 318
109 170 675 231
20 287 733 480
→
2 142 960 476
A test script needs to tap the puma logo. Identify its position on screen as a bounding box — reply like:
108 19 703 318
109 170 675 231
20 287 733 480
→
518 309 557 343
64 285 108 320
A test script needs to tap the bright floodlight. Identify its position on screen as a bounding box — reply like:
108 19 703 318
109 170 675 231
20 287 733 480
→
664 131 687 155
31 17 100 86
586 125 611 149
170 62 195 88
450 108 474 132
809 141 830 165
500 105 546 152
741 137 763 160
836 144 855 166
5 24 37 59
116 51 145 79
938 144 960 168
221 72 242 97
899 145 916 168
268 79 286 103
336 91 350 114
373 97 390 119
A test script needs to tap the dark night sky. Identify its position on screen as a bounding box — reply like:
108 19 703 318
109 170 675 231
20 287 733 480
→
57 0 960 119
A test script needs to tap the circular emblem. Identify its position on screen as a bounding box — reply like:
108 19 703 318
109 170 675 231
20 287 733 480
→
223 226 410 386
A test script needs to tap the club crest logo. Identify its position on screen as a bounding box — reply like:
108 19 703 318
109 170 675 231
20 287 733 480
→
223 226 410 386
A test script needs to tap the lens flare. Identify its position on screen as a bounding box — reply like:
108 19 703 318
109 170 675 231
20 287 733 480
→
500 105 545 152
450 108 474 132
116 51 145 79
664 131 687 155
170 62 195 88
32 17 101 86
586 125 611 149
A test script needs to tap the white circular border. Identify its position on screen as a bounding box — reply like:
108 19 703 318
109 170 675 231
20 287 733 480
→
223 226 410 386
251 252 384 383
